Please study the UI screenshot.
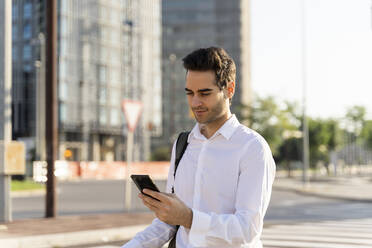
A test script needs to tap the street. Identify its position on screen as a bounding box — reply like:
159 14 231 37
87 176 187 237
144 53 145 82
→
11 179 372 247
12 179 372 222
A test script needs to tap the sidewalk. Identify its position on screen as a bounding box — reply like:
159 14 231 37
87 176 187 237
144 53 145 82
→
274 173 372 202
0 175 371 248
0 212 155 248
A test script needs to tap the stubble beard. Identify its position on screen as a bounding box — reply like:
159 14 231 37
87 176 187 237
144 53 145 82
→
194 99 226 125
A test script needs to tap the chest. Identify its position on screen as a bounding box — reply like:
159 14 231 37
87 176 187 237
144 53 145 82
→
174 138 243 208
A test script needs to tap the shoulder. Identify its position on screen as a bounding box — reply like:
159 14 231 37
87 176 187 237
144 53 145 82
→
234 126 275 173
232 124 271 154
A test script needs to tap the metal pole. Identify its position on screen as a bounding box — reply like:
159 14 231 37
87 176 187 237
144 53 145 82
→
301 0 310 186
45 0 58 218
0 0 12 223
35 33 46 162
169 54 176 142
125 131 134 211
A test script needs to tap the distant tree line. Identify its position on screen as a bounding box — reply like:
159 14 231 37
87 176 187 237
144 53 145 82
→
239 96 372 174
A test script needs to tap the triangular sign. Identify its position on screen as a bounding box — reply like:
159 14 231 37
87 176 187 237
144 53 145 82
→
121 100 143 132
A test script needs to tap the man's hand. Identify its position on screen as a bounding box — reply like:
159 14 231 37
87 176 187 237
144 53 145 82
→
139 189 193 229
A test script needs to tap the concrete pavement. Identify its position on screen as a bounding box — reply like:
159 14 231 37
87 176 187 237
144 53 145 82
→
274 174 372 202
0 173 371 248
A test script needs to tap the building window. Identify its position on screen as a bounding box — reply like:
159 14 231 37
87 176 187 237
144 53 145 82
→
100 7 108 21
12 25 18 39
12 4 18 21
23 45 31 60
101 46 108 61
12 46 18 59
99 65 106 83
110 90 120 106
60 0 68 14
60 103 67 122
99 87 106 104
23 2 32 19
60 17 68 37
111 49 120 65
110 108 120 126
110 30 120 45
23 71 31 86
23 64 32 72
59 60 67 78
110 68 120 85
59 82 67 101
99 107 107 124
60 39 67 56
110 10 120 25
23 23 31 39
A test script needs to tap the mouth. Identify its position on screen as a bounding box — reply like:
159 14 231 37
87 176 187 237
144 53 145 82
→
194 110 207 117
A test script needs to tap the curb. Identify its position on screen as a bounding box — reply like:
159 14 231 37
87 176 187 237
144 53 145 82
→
273 185 372 203
1 224 148 248
11 189 45 198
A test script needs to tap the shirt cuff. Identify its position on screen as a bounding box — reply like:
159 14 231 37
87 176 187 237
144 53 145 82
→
120 238 143 248
189 208 212 246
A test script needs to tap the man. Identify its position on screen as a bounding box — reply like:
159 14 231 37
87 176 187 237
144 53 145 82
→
122 47 276 247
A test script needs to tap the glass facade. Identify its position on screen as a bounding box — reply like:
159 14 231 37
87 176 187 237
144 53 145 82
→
23 2 32 19
11 0 162 162
23 23 31 39
22 45 31 60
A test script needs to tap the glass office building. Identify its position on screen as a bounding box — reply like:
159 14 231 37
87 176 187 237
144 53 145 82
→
158 0 252 147
11 0 162 162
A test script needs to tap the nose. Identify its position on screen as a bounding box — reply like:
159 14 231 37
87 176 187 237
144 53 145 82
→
190 95 202 108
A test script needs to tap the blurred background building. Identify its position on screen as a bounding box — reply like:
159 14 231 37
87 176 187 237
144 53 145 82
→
11 0 162 162
156 0 252 148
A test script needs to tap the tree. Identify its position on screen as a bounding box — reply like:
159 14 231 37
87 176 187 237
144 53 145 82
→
345 105 366 141
361 120 372 149
277 137 302 177
308 118 340 169
242 96 300 158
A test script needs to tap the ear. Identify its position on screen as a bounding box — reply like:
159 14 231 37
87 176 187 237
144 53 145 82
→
226 81 235 99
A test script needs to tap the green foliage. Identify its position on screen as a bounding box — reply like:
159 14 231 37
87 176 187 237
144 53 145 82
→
240 98 370 171
308 118 340 167
361 120 372 149
276 137 302 175
345 105 366 138
243 96 300 157
11 180 44 191
151 146 171 161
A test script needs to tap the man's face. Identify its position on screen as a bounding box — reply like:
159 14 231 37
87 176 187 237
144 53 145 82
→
185 70 229 125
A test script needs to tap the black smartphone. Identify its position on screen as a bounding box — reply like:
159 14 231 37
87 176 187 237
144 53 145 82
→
131 174 160 200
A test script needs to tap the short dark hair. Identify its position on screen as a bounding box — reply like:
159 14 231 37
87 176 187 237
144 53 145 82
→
182 47 236 90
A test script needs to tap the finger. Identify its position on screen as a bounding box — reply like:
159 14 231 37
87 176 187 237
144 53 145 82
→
143 189 170 203
142 199 158 212
141 193 164 208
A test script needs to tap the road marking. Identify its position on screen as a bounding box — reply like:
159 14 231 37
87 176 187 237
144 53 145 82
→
262 219 372 248
82 219 372 248
89 246 119 248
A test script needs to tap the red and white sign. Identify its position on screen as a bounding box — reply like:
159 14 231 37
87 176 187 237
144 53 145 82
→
121 100 143 132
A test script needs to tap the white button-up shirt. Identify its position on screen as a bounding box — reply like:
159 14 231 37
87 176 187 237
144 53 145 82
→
122 115 276 248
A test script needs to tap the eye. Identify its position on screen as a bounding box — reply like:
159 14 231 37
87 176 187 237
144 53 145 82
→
201 93 210 96
186 92 193 95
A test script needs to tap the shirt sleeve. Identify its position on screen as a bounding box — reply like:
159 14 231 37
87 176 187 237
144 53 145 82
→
188 136 276 246
121 142 178 248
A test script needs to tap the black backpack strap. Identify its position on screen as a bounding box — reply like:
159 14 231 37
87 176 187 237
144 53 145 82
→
169 131 190 248
172 131 190 194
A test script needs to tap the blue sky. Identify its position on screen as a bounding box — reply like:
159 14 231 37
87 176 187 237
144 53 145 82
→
250 0 372 119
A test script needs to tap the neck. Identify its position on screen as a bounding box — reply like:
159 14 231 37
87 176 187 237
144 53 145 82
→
200 111 232 139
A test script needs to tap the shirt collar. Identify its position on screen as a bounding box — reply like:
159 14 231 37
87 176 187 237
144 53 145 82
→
188 114 240 142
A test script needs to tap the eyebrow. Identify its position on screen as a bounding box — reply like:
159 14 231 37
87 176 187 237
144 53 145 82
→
185 88 214 93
